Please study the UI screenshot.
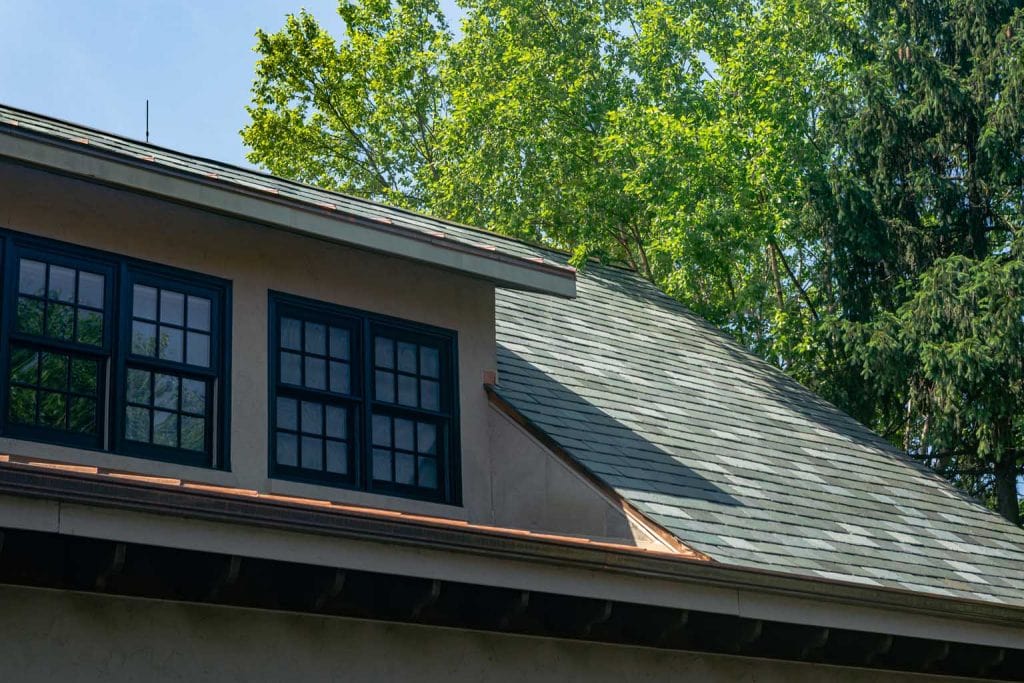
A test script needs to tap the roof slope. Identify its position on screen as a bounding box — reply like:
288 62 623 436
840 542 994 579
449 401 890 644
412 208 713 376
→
495 249 1024 606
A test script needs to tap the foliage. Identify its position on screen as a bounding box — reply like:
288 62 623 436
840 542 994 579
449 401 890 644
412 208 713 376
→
244 0 1024 522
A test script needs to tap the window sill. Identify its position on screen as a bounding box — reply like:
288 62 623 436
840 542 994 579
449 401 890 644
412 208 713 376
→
0 437 239 488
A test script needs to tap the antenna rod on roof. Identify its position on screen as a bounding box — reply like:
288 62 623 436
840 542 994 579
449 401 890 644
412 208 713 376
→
145 100 149 143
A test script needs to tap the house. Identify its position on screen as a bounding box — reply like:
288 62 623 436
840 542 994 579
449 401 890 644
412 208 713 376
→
0 102 1021 681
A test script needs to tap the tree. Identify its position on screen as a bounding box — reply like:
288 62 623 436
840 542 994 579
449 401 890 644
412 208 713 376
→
244 0 1024 522
243 0 451 209
821 0 1024 522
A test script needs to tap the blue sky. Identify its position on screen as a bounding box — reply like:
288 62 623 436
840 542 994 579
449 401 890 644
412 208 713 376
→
0 1 460 167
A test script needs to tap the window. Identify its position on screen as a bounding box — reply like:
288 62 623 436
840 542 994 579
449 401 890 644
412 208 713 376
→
0 229 230 467
269 293 459 504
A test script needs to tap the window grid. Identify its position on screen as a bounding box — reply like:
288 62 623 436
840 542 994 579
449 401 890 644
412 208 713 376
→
121 274 222 465
15 259 106 347
273 310 359 483
8 344 100 435
0 229 229 466
270 294 459 505
125 368 208 452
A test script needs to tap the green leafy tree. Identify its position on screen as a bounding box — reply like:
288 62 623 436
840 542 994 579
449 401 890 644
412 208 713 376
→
244 0 1024 522
822 0 1024 522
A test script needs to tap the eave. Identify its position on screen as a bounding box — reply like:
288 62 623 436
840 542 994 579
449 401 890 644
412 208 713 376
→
0 113 576 298
0 459 1023 680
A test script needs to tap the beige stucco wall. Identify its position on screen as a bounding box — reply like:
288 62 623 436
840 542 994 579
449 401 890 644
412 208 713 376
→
0 585 981 682
488 404 668 548
0 162 646 543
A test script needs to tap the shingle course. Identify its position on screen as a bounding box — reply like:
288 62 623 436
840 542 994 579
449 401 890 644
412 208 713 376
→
495 249 1024 605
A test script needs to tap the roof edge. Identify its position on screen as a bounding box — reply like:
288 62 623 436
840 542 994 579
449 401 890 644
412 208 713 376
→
0 119 576 298
2 459 1024 647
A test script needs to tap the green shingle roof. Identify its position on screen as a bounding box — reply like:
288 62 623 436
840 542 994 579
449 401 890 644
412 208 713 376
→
3 103 1022 607
494 248 1024 606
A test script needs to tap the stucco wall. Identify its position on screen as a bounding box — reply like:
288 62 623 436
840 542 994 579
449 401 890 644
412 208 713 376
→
0 162 648 543
0 162 497 519
488 404 667 548
0 585 979 683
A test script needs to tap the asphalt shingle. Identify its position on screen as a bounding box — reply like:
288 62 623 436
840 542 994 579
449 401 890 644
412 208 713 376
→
4 102 1021 607
494 253 1024 606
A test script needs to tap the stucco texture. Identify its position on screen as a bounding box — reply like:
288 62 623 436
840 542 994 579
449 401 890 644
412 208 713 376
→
0 161 645 545
0 585 980 683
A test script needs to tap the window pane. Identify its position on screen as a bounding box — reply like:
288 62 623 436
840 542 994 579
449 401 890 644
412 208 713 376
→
39 391 66 428
153 410 178 447
280 318 301 350
276 432 298 466
281 351 302 385
16 297 44 335
186 331 210 367
46 303 74 340
372 449 392 481
398 374 417 407
372 414 391 447
18 259 46 296
132 321 157 356
301 436 323 470
395 418 414 451
181 416 205 451
182 379 206 415
375 337 394 369
133 285 158 321
329 327 349 360
421 380 440 411
375 370 395 403
304 356 326 390
326 440 347 474
158 326 184 362
301 401 323 435
395 453 415 485
154 373 179 410
126 406 151 442
127 368 151 404
326 405 346 439
69 397 97 433
160 290 185 325
329 361 350 395
397 342 417 373
10 347 38 385
418 457 438 489
40 352 68 390
9 387 36 424
187 296 211 331
70 358 98 395
417 422 437 455
76 309 103 346
420 347 439 379
48 266 75 302
78 271 105 308
305 322 326 355
277 397 297 431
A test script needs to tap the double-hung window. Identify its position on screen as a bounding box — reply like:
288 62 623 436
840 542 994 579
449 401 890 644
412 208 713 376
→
270 292 459 504
0 229 229 468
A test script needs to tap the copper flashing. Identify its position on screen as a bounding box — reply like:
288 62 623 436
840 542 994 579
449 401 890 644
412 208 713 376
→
0 453 689 558
485 386 710 560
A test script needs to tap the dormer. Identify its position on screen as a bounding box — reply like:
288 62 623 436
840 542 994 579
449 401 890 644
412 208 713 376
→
0 104 669 549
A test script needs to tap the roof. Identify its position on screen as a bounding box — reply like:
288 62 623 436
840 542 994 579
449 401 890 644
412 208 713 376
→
2 102 1021 609
0 103 575 297
493 248 1024 607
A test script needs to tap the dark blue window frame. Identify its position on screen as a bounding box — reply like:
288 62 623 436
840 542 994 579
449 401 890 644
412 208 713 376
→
0 228 231 469
268 291 461 505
